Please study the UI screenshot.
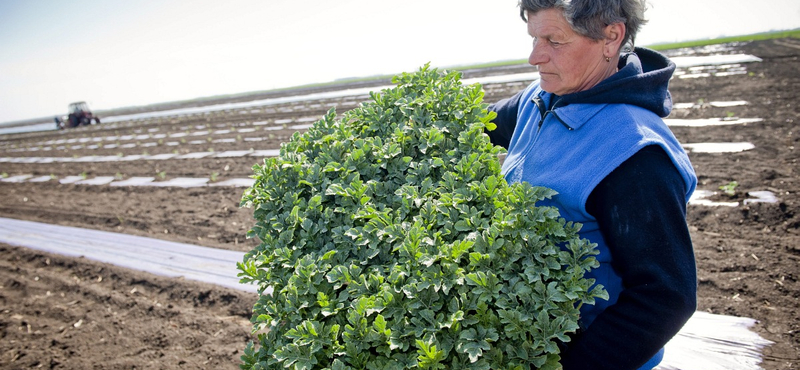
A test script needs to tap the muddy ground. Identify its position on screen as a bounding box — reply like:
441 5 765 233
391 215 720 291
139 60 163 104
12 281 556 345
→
0 38 798 369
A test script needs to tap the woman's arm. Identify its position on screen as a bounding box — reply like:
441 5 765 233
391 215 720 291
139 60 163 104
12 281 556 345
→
486 90 523 149
560 145 697 370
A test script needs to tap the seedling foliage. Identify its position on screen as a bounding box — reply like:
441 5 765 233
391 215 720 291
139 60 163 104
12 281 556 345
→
239 65 606 370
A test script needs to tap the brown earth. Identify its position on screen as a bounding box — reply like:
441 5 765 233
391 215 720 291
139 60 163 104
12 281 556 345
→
0 38 798 369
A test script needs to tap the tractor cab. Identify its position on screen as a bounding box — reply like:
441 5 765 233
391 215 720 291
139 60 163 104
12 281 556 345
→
69 102 91 115
62 101 100 129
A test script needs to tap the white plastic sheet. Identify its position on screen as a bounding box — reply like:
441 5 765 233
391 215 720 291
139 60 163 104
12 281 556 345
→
0 217 254 293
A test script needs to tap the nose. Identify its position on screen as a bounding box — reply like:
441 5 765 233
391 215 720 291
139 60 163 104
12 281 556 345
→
528 38 546 66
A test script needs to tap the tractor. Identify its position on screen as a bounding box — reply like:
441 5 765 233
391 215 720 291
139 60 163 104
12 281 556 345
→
61 101 100 129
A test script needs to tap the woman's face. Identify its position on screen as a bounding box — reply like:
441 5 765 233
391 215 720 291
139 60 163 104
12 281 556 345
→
526 9 616 95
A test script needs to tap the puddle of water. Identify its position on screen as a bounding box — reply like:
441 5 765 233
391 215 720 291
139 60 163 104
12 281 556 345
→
665 118 763 127
683 142 755 153
744 191 779 205
0 122 53 135
664 44 739 57
670 54 762 68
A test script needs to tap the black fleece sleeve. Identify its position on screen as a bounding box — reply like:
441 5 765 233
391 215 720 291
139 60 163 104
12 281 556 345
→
486 90 523 149
559 145 697 370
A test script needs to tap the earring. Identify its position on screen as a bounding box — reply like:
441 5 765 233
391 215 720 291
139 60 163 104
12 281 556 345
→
605 56 611 62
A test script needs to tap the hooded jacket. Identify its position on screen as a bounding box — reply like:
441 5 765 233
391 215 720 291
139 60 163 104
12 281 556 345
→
488 48 698 370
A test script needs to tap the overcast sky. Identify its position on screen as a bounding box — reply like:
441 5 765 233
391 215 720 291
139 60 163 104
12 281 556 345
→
1 0 798 124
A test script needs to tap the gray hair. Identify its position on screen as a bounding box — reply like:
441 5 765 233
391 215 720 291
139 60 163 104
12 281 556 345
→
518 0 647 50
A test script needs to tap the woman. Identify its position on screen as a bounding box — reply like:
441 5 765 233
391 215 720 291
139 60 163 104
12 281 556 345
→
487 1 698 369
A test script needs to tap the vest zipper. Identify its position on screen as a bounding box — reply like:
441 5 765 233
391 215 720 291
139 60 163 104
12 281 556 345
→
532 96 574 131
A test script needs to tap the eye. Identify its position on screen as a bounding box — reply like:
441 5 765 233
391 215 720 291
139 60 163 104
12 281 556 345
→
549 39 562 46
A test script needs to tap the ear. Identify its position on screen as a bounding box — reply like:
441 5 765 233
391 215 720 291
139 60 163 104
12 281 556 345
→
603 22 626 56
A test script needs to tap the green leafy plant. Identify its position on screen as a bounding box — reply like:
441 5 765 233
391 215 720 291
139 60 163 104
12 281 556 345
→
239 65 605 370
720 181 739 197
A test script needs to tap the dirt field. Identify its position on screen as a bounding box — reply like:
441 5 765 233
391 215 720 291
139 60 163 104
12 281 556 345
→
0 38 798 369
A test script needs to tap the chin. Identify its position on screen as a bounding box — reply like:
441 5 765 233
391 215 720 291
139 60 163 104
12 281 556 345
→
540 84 562 95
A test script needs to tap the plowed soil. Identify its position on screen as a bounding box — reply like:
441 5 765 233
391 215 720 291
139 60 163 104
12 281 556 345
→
0 38 798 369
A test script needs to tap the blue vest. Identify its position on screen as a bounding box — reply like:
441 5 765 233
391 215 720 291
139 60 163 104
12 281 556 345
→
501 83 697 369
